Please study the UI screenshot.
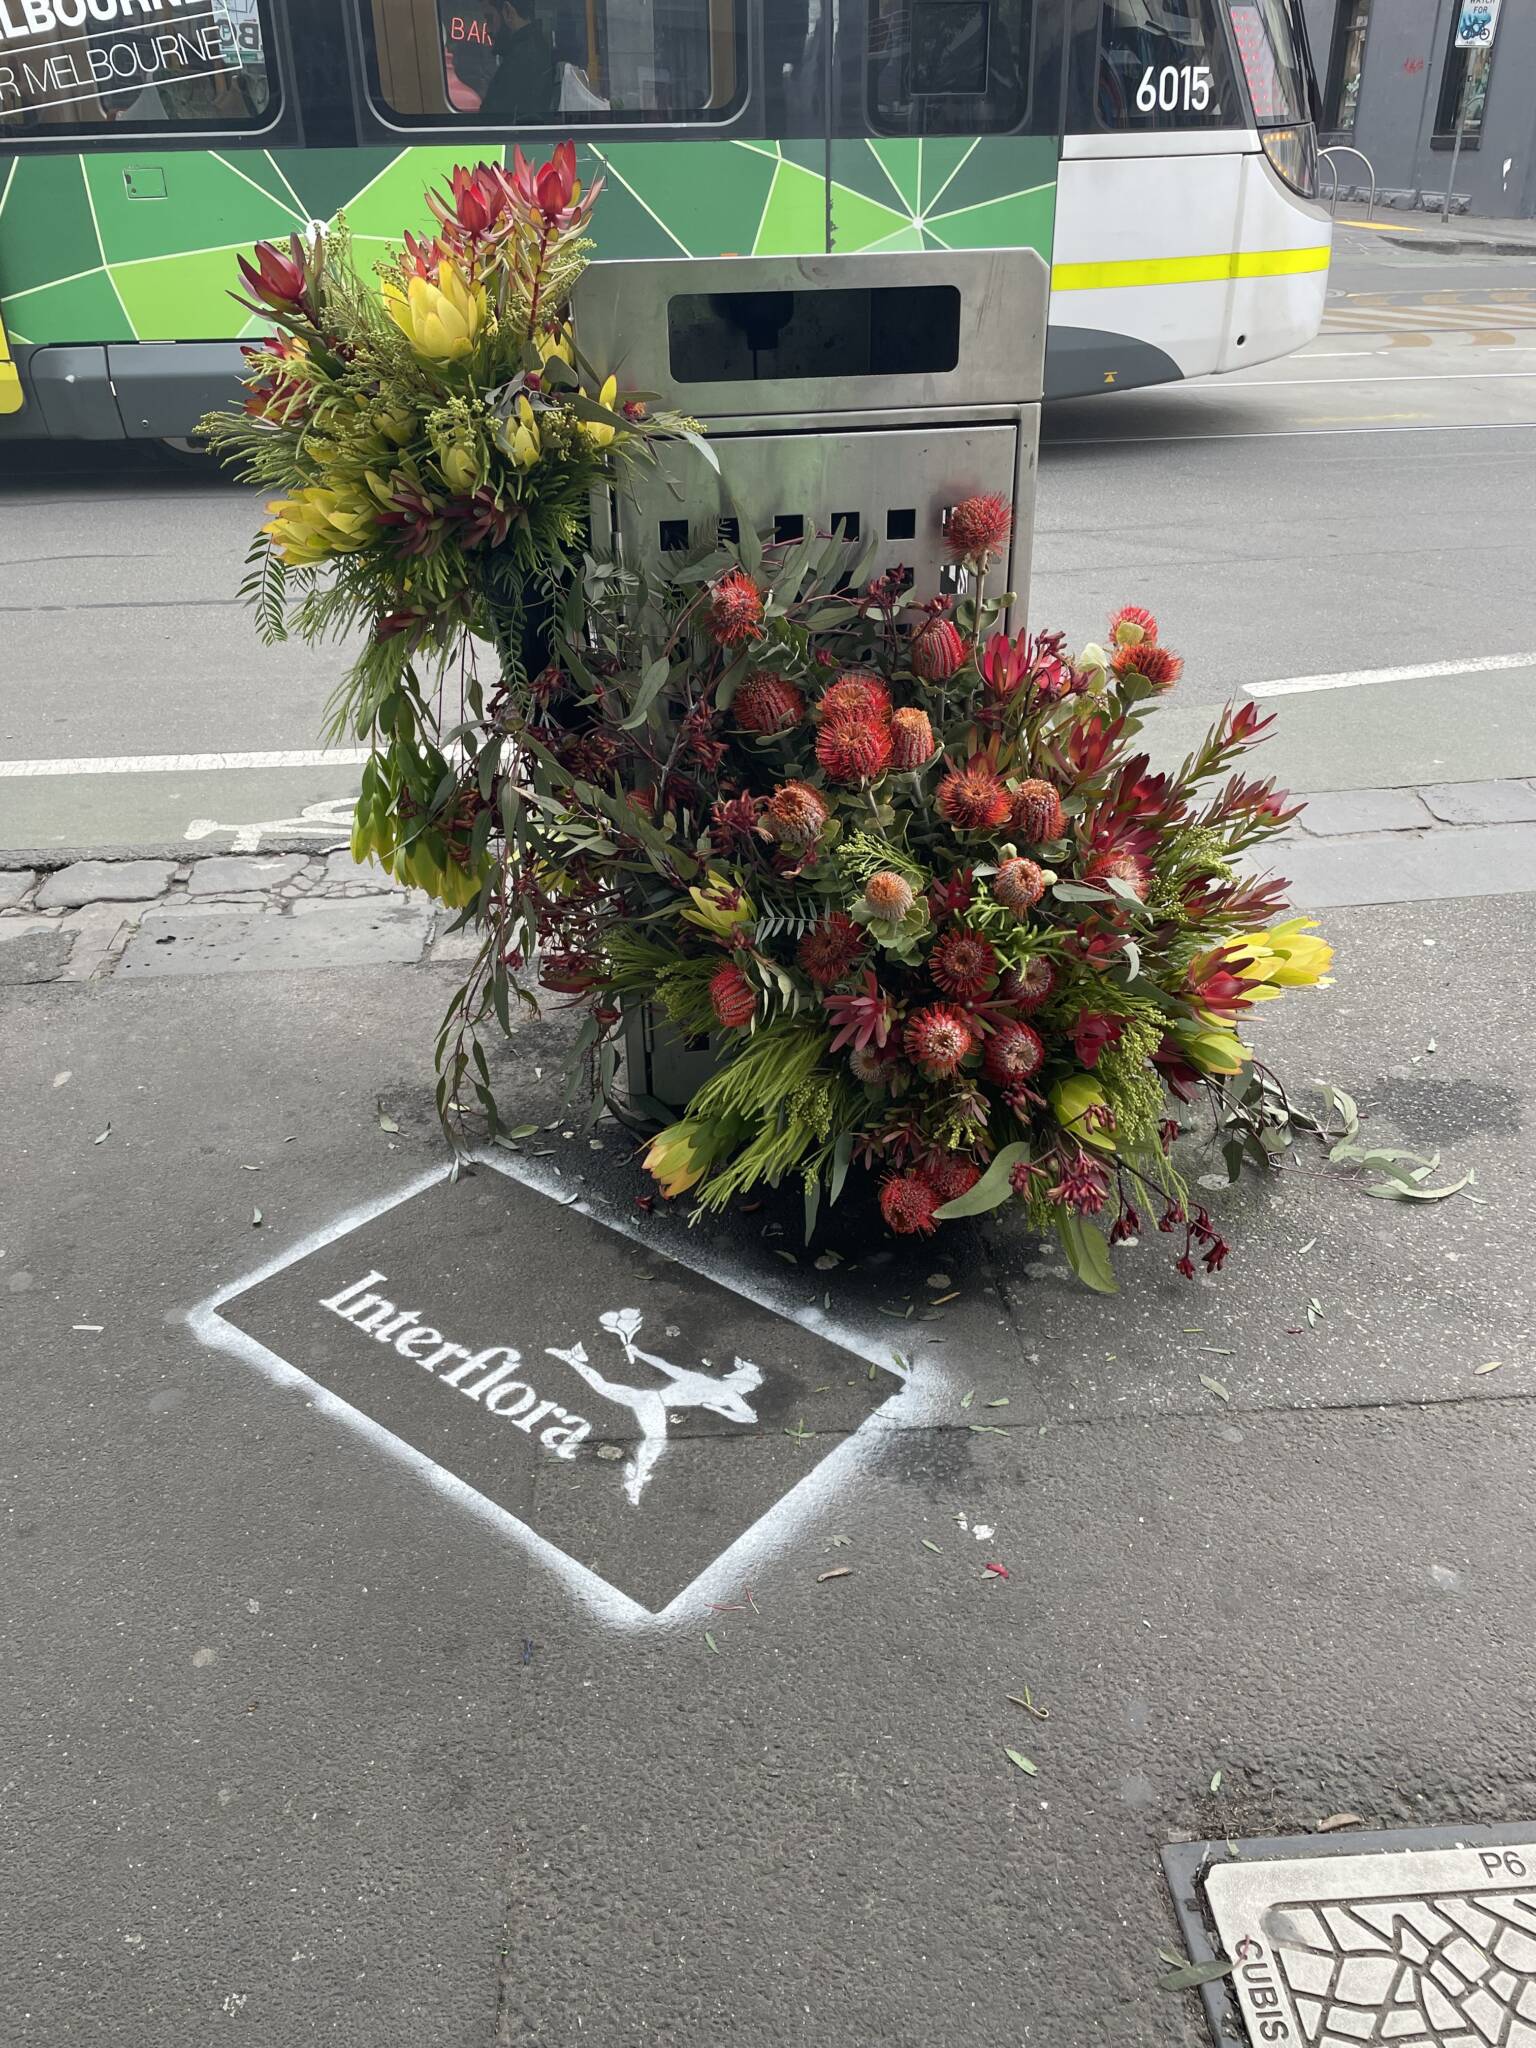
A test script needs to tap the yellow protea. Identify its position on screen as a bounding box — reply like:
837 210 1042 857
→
382 263 486 362
1227 918 1334 999
504 395 541 470
373 404 417 446
643 1119 714 1199
683 873 755 937
437 439 479 493
262 483 375 565
1051 1075 1117 1152
1176 1023 1252 1076
581 374 620 450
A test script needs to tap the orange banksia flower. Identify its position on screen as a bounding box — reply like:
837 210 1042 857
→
1009 779 1065 843
910 613 969 682
864 872 915 922
889 707 936 770
709 961 757 1030
764 781 829 848
938 762 1011 832
880 1172 941 1236
734 672 804 734
993 856 1047 916
904 1003 975 1079
707 569 765 647
944 492 1014 567
816 714 892 786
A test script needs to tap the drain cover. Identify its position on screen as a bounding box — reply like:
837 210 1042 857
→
1170 1829 1536 2046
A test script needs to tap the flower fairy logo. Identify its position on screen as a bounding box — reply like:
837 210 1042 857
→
320 1277 760 1506
548 1309 762 1506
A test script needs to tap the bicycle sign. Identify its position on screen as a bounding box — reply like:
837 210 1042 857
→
1455 0 1499 47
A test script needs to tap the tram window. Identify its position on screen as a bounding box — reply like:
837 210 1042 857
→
667 285 963 382
0 0 274 137
1226 0 1305 122
1096 0 1234 129
367 0 741 122
867 0 1032 135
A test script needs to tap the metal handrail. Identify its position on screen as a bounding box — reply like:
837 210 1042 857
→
1319 145 1378 220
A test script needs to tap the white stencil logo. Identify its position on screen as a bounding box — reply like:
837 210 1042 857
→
548 1308 763 1506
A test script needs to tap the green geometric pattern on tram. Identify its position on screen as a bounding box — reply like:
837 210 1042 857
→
0 137 1056 346
829 137 1055 255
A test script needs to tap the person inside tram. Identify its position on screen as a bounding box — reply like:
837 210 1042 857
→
477 0 560 120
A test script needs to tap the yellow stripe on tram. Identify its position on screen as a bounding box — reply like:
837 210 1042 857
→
1052 246 1331 292
0 308 22 415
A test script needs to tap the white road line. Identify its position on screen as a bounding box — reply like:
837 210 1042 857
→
1044 421 1536 447
0 748 369 778
1246 652 1536 700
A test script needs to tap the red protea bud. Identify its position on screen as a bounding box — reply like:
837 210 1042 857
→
818 671 892 724
944 492 1014 567
863 872 915 923
909 614 970 682
709 960 757 1030
928 927 999 1001
764 781 829 849
889 706 936 770
237 234 315 318
879 1172 941 1237
816 714 892 786
735 671 804 735
904 1003 975 1079
937 762 1011 832
706 569 765 647
980 631 1029 701
1111 642 1183 691
1009 778 1065 843
927 1155 982 1204
993 856 1047 915
622 399 648 422
1086 849 1152 900
1108 604 1158 648
983 1020 1046 1087
797 911 865 989
1000 956 1058 1012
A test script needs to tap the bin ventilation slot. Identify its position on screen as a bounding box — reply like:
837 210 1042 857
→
774 513 805 543
659 519 689 552
667 285 963 383
832 511 860 540
717 516 740 544
885 508 917 540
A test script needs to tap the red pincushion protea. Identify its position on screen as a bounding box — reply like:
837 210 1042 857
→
944 492 1014 567
927 1155 982 1204
797 911 866 989
1111 642 1183 691
864 872 915 922
937 762 1011 832
910 614 970 682
889 706 936 770
904 1003 975 1079
709 960 757 1030
1109 604 1158 648
1010 778 1065 843
1000 956 1058 1012
735 672 804 735
992 856 1047 916
764 781 829 848
880 1172 941 1237
1087 849 1152 900
928 927 999 1001
706 569 765 647
816 713 893 786
818 671 891 724
983 1020 1046 1086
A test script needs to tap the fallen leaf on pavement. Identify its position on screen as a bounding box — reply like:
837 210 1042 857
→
1474 1361 1503 1375
1314 1812 1365 1832
251 1208 263 1227
1156 1957 1234 1993
983 1562 1009 1579
921 1539 942 1554
376 1101 400 1133
1004 1748 1037 1777
1199 1375 1230 1402
817 1567 853 1583
93 1125 111 1145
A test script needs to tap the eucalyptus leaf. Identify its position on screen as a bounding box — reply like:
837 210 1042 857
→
619 656 673 731
1156 1957 1235 1993
934 1141 1031 1220
1365 1171 1475 1202
1055 1212 1118 1294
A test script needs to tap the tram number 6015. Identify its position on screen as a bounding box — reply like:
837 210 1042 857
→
1136 64 1213 113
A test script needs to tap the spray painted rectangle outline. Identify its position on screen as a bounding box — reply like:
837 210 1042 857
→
186 1149 933 1628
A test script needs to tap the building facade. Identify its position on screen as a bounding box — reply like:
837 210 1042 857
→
1300 0 1536 218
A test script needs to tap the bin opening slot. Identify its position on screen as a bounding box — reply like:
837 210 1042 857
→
667 286 963 383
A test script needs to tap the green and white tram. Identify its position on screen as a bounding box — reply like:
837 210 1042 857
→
0 0 1328 438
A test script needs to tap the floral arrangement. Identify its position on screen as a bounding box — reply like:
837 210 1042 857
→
210 151 1333 1290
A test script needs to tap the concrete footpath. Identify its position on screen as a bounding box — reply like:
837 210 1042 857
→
2 873 1533 2045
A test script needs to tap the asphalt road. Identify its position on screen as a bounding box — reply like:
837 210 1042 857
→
3 226 1536 851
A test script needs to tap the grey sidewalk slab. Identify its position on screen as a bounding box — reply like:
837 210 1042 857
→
1295 787 1433 837
184 854 311 896
0 868 35 907
1421 778 1536 826
116 899 432 977
34 858 174 909
1281 820 1536 908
